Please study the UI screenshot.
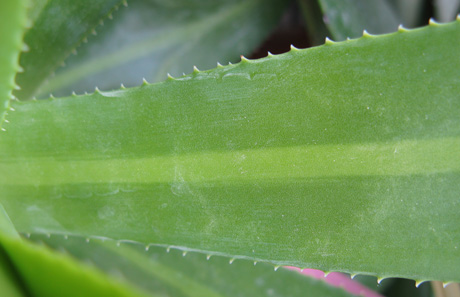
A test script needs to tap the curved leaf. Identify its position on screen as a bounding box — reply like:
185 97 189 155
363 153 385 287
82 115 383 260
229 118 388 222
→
14 0 124 100
0 0 27 129
32 234 357 297
37 0 287 98
1 21 459 282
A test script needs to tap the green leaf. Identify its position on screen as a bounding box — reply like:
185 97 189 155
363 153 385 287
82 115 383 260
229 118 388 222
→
1 21 459 282
0 234 154 297
0 0 27 129
0 250 26 297
31 234 357 297
317 0 400 40
37 0 287 98
14 0 124 101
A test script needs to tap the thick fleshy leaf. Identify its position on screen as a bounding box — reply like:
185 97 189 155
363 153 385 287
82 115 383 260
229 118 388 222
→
317 0 400 40
31 234 357 297
1 21 459 283
14 0 123 100
36 0 287 98
0 0 27 129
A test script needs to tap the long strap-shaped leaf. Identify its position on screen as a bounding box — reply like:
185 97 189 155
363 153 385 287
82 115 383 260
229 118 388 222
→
1 20 459 283
0 0 27 129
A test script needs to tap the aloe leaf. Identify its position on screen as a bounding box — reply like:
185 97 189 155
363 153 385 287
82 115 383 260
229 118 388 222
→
1 21 459 282
0 0 27 129
14 0 124 101
36 0 287 98
0 250 26 297
30 234 358 297
296 0 331 45
317 0 400 40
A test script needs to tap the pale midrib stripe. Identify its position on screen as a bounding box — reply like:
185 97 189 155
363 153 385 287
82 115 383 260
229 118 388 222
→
1 137 459 186
38 0 260 96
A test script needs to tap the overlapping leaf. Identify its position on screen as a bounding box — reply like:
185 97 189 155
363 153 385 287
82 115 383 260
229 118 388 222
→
36 0 287 98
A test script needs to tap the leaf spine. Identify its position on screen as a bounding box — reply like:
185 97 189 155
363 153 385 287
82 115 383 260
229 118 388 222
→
377 277 385 284
85 238 90 243
95 87 101 93
428 18 439 25
206 255 211 260
142 78 149 85
443 282 452 288
145 245 149 251
120 83 126 89
324 37 334 45
217 62 223 68
267 51 274 57
362 30 371 37
166 247 171 253
182 251 187 257
290 44 299 51
253 261 257 265
71 91 77 96
166 73 174 80
240 55 249 63
229 258 235 264
415 280 427 288
351 274 357 279
193 66 200 73
274 266 280 271
49 93 55 99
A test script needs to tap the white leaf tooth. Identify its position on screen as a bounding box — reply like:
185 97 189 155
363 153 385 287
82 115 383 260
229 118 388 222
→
120 83 126 89
377 277 386 284
1 128 6 132
145 245 149 251
206 255 211 260
166 247 171 253
346 37 351 41
429 18 438 25
4 119 9 123
415 280 427 288
193 66 200 73
240 55 249 62
217 62 223 68
290 44 299 51
274 266 280 271
49 93 55 99
85 238 90 243
362 30 371 37
457 14 460 20
267 51 274 57
325 37 334 45
253 261 257 265
95 86 101 93
350 274 357 279
13 84 20 90
9 107 15 111
108 13 113 20
72 91 77 96
142 77 149 85
398 24 408 32
324 271 331 277
229 258 235 264
17 65 24 73
122 0 128 7
182 251 187 257
443 282 451 288
116 241 121 247
167 73 174 80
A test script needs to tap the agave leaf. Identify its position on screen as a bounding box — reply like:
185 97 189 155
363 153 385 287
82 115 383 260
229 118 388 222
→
1 21 459 282
31 234 358 297
317 0 400 40
36 0 287 98
0 0 27 129
14 0 124 101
